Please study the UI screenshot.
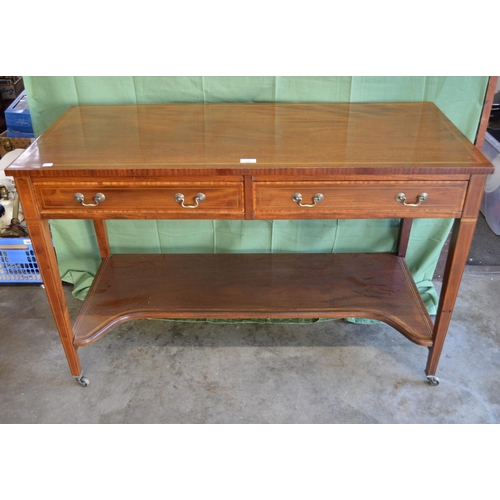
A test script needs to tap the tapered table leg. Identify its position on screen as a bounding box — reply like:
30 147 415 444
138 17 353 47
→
425 175 487 382
93 219 111 258
15 178 82 378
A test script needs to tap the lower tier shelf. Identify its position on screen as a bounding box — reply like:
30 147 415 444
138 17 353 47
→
72 253 434 347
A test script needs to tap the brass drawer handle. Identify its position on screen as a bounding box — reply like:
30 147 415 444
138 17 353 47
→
74 192 106 207
291 192 325 208
174 192 206 209
395 192 428 207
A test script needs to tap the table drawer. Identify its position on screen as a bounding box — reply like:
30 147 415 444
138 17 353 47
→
33 182 244 217
254 181 468 219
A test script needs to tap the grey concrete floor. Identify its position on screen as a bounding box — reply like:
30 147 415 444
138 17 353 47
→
1 262 499 424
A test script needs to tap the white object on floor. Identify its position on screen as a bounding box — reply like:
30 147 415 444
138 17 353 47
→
0 149 25 227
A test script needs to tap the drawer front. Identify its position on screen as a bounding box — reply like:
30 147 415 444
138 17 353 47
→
254 181 468 219
34 182 244 218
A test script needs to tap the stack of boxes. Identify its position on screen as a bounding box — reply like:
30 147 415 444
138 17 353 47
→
0 77 25 137
0 77 34 159
0 76 24 101
4 92 34 138
0 78 40 283
1 77 35 160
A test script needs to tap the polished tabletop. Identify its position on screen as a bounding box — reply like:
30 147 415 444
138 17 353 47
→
8 102 492 176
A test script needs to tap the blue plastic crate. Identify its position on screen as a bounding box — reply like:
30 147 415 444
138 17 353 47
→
6 130 35 138
5 91 34 135
0 238 43 284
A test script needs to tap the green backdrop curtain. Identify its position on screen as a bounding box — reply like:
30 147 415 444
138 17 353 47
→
22 76 489 315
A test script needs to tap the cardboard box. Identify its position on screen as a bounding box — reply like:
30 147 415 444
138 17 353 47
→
0 130 34 158
5 91 33 134
0 77 24 100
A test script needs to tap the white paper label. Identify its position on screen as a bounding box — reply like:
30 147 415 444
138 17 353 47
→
240 159 257 163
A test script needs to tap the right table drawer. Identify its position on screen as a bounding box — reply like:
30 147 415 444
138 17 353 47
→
253 181 468 219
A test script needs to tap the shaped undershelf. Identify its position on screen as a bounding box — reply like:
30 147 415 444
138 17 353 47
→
72 253 434 347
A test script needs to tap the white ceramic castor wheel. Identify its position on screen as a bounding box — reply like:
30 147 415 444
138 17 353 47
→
75 375 90 387
426 375 440 386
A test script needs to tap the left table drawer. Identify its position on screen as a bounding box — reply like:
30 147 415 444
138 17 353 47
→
33 182 245 218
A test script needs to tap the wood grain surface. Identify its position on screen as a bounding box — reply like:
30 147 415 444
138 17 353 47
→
73 253 434 348
7 103 493 177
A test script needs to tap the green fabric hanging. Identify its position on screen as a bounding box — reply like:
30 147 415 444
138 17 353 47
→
22 76 488 321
